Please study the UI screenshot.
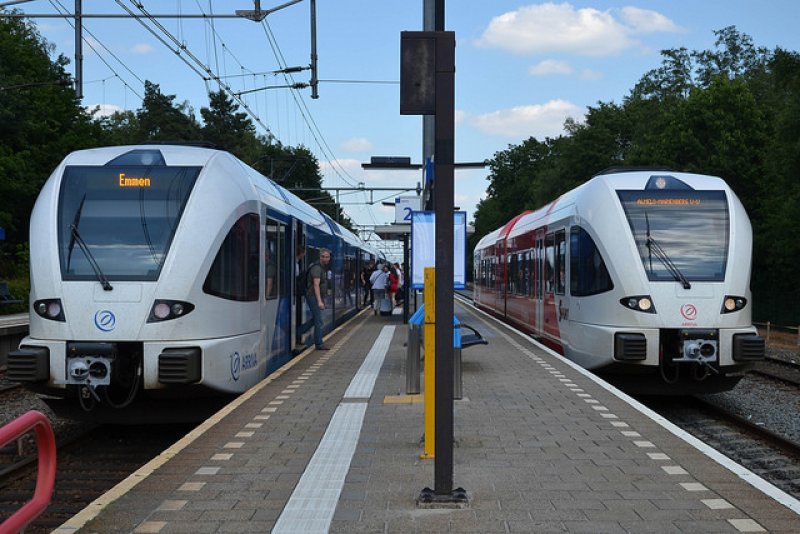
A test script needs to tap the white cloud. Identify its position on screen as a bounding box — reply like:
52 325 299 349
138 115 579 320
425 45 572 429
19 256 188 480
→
340 137 373 152
131 43 155 55
85 103 124 118
476 2 681 57
529 59 574 76
466 99 583 139
579 69 603 81
620 7 684 34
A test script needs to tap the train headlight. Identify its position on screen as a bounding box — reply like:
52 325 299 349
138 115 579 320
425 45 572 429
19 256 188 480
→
721 296 747 314
148 300 195 323
153 303 171 319
33 298 66 322
620 295 656 314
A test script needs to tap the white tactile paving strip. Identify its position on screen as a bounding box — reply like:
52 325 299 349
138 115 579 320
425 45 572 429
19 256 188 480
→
129 319 394 534
463 297 800 533
272 325 395 533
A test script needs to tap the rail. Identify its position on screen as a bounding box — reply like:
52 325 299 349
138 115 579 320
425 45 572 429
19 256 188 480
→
0 411 57 534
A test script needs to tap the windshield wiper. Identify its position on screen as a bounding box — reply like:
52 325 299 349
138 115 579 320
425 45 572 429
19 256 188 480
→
69 224 113 291
66 194 86 271
645 214 691 289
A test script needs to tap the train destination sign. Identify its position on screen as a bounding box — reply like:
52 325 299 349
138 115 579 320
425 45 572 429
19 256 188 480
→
636 198 701 206
118 173 151 187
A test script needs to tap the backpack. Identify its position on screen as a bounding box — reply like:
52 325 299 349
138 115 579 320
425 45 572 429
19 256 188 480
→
297 261 326 297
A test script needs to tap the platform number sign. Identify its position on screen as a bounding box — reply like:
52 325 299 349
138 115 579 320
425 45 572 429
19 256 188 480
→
395 196 422 224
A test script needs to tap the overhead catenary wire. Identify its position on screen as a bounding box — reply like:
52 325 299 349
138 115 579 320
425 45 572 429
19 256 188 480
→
258 17 385 230
118 0 281 144
48 0 144 100
260 19 359 187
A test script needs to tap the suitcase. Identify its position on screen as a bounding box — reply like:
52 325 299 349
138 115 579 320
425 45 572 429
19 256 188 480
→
378 298 393 316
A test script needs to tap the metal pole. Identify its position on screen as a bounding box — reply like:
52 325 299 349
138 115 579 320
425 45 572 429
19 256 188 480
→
433 31 455 497
422 0 435 192
74 0 82 100
310 0 318 99
403 233 410 324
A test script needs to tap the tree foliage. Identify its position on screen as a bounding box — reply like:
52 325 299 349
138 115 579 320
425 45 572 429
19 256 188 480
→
473 26 800 324
0 13 354 282
0 13 101 250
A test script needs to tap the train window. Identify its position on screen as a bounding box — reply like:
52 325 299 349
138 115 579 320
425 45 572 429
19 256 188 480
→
545 234 555 293
58 165 200 281
570 226 613 296
534 240 543 299
509 254 517 295
524 251 532 296
555 231 566 295
617 190 729 281
203 213 260 302
277 223 288 298
264 220 285 300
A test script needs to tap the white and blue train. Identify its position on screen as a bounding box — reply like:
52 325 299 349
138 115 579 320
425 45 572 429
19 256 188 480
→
9 144 380 419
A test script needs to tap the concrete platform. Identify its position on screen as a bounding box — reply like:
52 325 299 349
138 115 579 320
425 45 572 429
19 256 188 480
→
54 301 800 533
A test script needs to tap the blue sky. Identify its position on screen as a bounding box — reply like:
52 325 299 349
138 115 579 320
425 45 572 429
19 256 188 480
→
15 1 800 235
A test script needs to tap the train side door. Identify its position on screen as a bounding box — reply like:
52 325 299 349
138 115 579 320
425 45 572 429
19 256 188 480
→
534 235 544 333
293 222 306 349
264 217 290 369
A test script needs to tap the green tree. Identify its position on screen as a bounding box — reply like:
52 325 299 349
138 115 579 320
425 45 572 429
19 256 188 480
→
0 11 101 260
200 90 259 157
136 80 201 142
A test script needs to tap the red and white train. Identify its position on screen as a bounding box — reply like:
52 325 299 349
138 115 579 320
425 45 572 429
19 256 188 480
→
473 168 765 394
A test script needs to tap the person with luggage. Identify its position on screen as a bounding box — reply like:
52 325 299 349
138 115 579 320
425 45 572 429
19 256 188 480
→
369 263 389 314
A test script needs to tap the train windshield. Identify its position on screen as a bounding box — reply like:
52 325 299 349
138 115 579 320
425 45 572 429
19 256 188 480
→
58 165 200 281
617 190 729 282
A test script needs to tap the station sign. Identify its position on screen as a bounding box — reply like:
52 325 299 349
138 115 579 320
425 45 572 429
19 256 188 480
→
395 196 422 224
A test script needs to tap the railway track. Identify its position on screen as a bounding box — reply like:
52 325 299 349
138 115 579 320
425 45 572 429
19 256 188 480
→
0 421 194 533
0 369 196 533
645 389 800 502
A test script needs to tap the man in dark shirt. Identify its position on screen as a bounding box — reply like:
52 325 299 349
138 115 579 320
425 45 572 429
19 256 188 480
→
303 248 331 350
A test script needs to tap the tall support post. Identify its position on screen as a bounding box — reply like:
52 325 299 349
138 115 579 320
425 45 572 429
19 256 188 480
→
309 0 318 99
74 0 83 100
433 31 455 497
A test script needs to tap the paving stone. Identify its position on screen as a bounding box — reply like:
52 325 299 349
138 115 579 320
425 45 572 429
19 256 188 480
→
70 311 799 534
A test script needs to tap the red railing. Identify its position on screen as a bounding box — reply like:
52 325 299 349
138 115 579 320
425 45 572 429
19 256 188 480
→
0 411 56 534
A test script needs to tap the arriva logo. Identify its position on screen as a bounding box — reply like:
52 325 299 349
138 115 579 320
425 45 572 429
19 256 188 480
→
680 304 698 321
230 351 241 381
94 310 116 332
